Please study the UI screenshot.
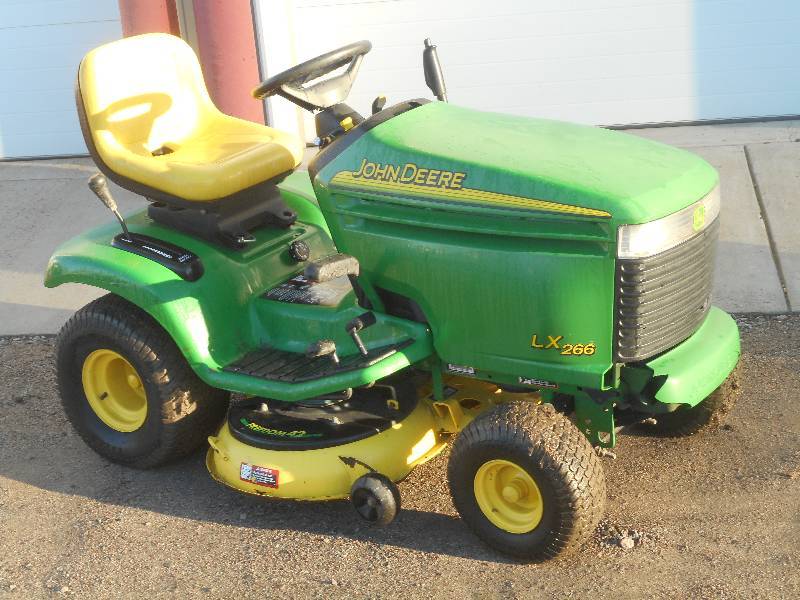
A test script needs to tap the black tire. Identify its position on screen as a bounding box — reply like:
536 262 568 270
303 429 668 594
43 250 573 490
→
647 368 740 437
56 294 229 468
448 402 606 561
350 473 400 526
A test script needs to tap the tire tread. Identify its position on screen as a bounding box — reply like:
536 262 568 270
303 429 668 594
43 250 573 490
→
56 294 228 468
448 402 606 561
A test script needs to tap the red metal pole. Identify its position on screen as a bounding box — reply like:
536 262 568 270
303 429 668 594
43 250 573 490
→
117 0 180 37
192 0 265 123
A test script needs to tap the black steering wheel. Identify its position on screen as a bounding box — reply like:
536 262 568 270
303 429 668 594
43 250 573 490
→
252 40 372 111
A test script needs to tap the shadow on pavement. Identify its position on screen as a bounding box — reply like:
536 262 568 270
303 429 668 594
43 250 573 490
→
0 391 516 564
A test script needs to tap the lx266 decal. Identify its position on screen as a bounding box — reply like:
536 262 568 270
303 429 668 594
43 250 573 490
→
531 334 597 356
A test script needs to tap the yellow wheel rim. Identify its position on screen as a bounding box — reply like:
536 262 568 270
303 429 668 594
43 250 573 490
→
81 349 147 432
473 459 543 533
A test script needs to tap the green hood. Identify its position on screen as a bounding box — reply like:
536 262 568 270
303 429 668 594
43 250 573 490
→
325 102 718 225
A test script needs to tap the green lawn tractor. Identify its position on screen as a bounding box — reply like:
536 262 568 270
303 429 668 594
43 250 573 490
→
47 33 740 561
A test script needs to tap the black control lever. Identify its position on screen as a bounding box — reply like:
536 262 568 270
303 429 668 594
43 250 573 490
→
371 94 387 114
88 173 131 241
423 38 448 102
306 339 340 365
346 312 377 356
297 388 353 408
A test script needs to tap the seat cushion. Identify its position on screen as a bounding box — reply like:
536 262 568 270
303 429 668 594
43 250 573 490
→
78 33 304 202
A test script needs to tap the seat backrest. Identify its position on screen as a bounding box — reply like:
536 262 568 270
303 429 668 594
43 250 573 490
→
78 33 217 160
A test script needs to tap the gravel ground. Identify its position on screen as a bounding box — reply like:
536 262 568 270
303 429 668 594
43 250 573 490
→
1 315 798 599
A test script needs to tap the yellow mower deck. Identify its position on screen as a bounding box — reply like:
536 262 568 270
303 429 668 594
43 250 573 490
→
206 377 539 500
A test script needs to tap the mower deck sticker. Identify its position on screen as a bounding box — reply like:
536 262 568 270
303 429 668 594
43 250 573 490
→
331 160 611 218
240 462 279 488
240 417 323 439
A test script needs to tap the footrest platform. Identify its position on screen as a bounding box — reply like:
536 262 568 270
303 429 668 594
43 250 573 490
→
224 340 413 383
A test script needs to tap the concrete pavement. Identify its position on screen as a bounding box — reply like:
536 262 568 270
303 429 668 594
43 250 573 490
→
1 121 797 334
630 119 799 313
0 158 140 334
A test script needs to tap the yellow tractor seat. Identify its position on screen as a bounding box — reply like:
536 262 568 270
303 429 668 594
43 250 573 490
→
76 33 304 203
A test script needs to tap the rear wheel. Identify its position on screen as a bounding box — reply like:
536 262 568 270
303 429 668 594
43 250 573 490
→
647 368 740 437
56 294 229 468
448 402 605 561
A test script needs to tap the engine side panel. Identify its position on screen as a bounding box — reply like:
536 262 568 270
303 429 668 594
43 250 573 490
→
313 136 618 389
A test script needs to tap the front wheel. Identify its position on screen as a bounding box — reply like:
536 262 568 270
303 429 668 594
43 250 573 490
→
448 402 606 561
56 294 229 468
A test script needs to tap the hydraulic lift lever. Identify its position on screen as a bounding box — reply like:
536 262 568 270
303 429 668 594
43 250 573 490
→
346 312 377 356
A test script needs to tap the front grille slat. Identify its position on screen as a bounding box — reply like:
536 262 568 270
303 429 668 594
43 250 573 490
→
618 293 711 333
618 303 708 346
618 267 715 321
618 232 717 279
614 219 718 362
618 256 715 297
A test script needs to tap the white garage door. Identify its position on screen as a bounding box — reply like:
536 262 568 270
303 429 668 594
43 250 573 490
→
0 0 121 159
254 0 800 141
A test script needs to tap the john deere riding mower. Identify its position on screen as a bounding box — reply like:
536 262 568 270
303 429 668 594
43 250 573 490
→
47 34 740 561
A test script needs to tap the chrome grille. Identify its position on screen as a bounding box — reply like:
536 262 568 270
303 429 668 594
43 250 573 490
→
614 218 719 362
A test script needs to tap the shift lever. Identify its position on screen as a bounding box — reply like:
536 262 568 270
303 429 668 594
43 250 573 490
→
88 173 131 241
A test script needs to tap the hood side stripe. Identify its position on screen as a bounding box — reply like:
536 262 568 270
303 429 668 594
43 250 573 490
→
330 171 611 218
